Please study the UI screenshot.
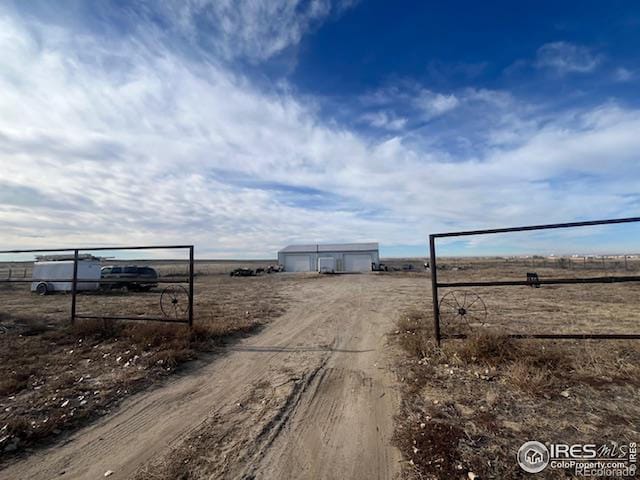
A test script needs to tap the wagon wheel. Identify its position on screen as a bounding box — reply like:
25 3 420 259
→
160 285 190 319
438 290 487 334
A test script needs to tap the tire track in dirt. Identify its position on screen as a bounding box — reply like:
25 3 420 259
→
1 274 425 480
243 279 404 480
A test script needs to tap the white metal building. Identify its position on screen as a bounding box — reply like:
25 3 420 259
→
277 243 380 273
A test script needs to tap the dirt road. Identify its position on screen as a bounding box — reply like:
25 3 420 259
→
1 274 425 480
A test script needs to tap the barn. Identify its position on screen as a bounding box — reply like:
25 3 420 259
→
277 243 380 273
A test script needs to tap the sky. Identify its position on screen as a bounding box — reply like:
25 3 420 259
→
1 0 640 259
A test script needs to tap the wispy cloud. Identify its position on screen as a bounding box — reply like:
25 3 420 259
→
613 67 635 82
359 84 462 124
359 111 407 130
417 91 459 117
154 0 356 63
535 41 602 74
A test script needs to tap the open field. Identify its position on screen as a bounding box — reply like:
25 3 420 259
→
392 259 640 479
393 323 640 479
434 257 640 336
0 268 288 463
0 258 639 479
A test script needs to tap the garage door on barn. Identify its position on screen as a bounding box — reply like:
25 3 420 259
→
277 243 379 273
284 255 311 272
344 254 373 272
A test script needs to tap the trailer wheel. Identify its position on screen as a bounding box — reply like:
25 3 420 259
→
36 282 49 296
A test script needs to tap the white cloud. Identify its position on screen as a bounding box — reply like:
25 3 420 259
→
359 84 462 122
417 90 459 116
461 88 513 108
360 111 407 130
535 41 602 74
613 67 634 82
157 0 355 63
0 10 639 257
361 85 515 127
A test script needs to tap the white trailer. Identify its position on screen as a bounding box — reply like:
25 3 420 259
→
31 259 101 295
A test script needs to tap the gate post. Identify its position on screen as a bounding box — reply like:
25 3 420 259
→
71 249 79 325
188 246 194 327
429 235 441 346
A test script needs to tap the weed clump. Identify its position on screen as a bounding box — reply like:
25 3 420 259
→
72 319 122 339
394 417 464 478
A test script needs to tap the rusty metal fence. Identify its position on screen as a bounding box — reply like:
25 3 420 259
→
429 217 640 345
0 245 194 326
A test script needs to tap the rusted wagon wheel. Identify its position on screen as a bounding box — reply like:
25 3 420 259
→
439 290 487 334
160 285 190 319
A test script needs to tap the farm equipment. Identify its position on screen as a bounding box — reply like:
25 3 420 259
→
526 272 541 288
230 266 282 276
229 268 256 277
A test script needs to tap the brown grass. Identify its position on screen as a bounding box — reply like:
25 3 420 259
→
453 331 518 365
394 415 465 478
393 309 640 479
72 318 122 338
0 373 30 397
0 273 290 459
396 310 434 359
502 360 554 395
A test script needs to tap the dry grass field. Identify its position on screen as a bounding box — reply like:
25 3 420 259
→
0 263 288 460
0 257 638 479
393 258 640 479
433 256 640 336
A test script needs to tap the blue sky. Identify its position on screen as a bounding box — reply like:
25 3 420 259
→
0 1 639 258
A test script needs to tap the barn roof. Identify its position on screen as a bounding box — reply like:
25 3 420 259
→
279 242 379 253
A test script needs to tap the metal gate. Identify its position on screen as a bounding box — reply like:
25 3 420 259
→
429 217 640 345
0 245 194 326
